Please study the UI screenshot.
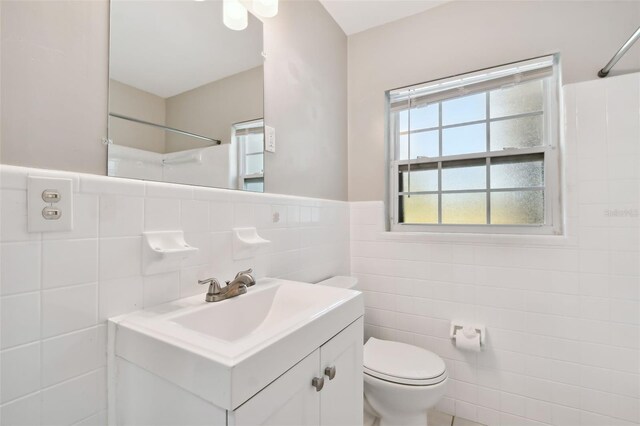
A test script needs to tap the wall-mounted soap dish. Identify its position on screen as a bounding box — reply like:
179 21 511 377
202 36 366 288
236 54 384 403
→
142 231 198 275
232 227 270 260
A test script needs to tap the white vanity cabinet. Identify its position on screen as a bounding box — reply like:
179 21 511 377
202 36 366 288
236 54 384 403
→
230 317 363 426
109 279 364 426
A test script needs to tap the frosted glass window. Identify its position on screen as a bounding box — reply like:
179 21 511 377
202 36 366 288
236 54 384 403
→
490 80 543 118
400 168 438 192
399 131 439 160
442 162 486 190
389 55 559 231
441 193 486 224
490 115 543 151
442 93 486 125
245 154 263 175
401 195 438 223
491 191 544 224
399 104 439 131
245 133 264 154
442 123 486 156
491 156 544 189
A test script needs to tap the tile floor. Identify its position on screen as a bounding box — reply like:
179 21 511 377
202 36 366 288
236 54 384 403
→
365 409 485 426
428 410 486 426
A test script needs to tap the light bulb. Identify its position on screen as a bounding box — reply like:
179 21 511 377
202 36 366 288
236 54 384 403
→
252 0 278 18
223 0 248 31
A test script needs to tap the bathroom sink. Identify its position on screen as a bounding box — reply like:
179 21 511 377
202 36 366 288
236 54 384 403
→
108 278 363 410
172 281 345 342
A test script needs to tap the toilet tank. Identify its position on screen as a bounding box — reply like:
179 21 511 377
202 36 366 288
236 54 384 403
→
316 276 358 290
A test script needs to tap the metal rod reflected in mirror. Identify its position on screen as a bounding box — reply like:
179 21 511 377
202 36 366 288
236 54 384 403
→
109 112 222 145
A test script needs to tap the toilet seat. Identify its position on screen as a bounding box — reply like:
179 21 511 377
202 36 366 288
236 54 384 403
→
363 338 447 386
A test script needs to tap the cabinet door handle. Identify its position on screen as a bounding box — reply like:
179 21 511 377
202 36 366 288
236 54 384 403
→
311 377 324 392
324 366 336 380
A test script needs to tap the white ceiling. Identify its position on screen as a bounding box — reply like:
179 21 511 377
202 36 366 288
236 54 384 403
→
110 0 263 98
319 0 450 35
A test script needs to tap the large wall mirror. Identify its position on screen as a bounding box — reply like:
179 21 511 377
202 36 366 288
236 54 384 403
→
108 0 265 192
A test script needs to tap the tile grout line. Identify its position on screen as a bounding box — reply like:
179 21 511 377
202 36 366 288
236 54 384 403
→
38 226 44 425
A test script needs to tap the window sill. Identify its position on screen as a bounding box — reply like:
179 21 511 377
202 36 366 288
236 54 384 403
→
379 228 576 247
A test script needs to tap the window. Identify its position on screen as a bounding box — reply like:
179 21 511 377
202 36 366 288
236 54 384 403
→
388 55 561 234
234 119 264 192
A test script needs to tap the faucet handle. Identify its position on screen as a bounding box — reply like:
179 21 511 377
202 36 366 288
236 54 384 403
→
198 278 222 295
234 268 253 279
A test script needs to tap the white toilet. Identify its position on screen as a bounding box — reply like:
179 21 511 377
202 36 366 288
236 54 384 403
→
317 277 448 426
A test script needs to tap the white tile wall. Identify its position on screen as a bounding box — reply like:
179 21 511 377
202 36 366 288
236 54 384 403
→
351 74 640 426
0 166 349 425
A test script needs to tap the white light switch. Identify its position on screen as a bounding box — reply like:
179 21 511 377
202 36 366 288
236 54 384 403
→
265 125 276 153
28 177 73 232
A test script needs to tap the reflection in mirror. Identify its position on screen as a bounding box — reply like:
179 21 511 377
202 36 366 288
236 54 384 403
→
107 0 264 191
234 120 265 192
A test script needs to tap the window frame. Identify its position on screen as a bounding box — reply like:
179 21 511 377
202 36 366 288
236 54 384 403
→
387 55 562 235
233 118 265 193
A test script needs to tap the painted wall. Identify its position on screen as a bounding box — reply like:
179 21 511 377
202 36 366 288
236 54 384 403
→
165 66 263 152
109 66 263 155
0 0 109 175
0 0 348 201
263 0 348 201
0 164 350 425
347 0 640 201
351 73 640 426
109 80 166 154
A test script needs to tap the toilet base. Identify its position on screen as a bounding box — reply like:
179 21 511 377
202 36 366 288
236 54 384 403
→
363 396 378 426
363 373 447 426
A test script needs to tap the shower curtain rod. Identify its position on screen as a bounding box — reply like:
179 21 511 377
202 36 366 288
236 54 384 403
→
598 26 640 78
109 113 222 145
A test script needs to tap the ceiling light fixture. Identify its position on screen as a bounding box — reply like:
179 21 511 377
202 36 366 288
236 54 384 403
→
223 0 278 31
252 0 278 18
223 0 248 31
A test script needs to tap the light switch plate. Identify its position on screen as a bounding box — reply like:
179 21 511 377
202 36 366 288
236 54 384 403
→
28 176 73 232
265 125 276 153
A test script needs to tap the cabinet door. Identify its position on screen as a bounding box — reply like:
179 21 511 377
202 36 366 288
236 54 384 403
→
230 349 321 426
320 318 363 426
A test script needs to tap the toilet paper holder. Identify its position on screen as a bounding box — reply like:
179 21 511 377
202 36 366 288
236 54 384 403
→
449 321 486 346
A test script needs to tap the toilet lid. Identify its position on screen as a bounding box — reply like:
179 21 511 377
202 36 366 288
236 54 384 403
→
363 338 447 386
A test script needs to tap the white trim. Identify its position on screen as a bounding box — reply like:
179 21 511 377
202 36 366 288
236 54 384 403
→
377 229 576 247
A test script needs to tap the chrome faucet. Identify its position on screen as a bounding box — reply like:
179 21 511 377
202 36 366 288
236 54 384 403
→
198 268 255 302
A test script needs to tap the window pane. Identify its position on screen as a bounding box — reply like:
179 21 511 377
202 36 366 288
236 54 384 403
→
490 115 543 151
491 191 544 224
245 133 264 154
400 168 438 192
399 130 439 160
490 80 543 118
399 104 439 131
442 161 486 191
245 153 263 175
442 93 486 125
442 193 486 224
491 156 544 189
244 178 264 193
442 123 486 156
400 194 438 224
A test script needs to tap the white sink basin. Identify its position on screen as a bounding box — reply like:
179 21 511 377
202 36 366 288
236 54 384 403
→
109 278 363 410
172 281 346 343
